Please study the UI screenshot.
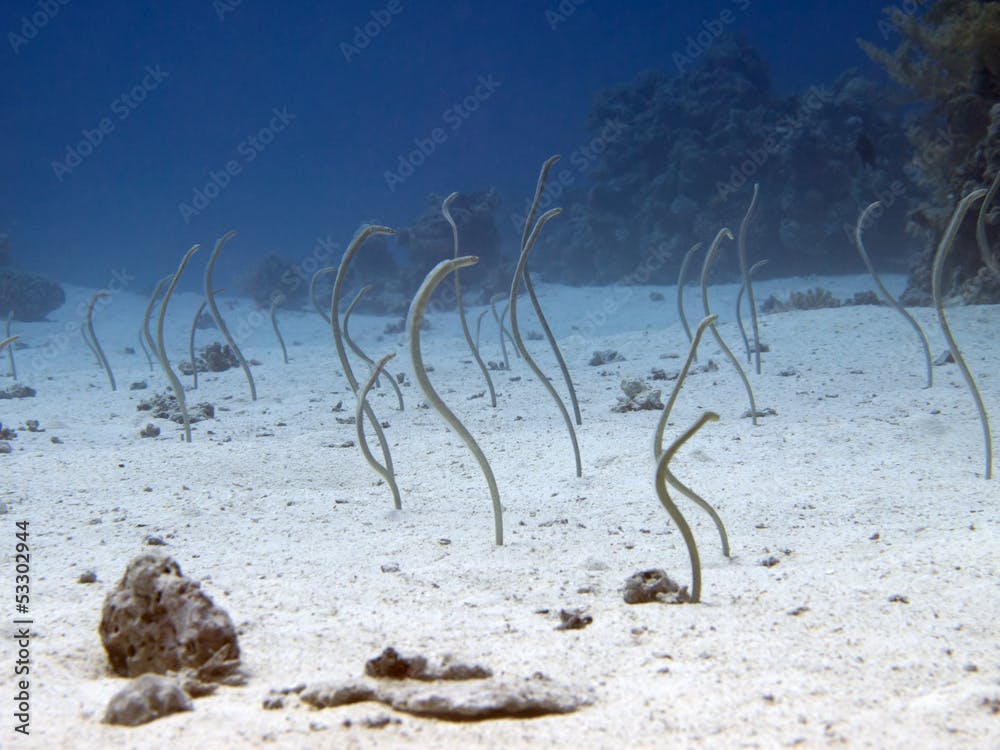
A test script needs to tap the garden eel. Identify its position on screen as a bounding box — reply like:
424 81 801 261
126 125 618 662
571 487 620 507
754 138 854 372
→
0 335 19 359
204 230 256 401
80 322 100 366
443 191 497 407
474 308 489 357
931 187 992 479
270 293 289 365
85 291 116 391
408 255 503 546
654 314 717 459
855 201 932 389
5 312 16 380
676 242 703 346
655 321 731 559
310 266 337 323
355 352 401 508
331 225 400 510
737 183 763 374
137 332 153 371
187 289 222 390
737 259 768 366
157 245 200 443
489 293 513 369
654 410 721 604
700 227 758 425
343 285 404 411
143 275 172 364
510 207 582 478
977 170 1000 278
520 155 581 425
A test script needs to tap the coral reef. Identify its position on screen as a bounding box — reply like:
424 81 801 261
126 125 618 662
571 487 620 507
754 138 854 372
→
239 240 397 312
238 255 309 309
397 190 503 292
531 34 914 285
860 0 1000 303
0 268 65 322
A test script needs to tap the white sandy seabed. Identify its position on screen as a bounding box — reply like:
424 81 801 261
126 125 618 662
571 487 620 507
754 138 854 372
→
1 271 998 749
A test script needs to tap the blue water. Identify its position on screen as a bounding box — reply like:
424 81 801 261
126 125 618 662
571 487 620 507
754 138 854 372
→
2 0 889 288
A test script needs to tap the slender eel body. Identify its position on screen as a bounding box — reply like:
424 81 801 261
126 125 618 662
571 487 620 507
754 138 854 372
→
204 230 256 401
355 353 401 508
331 225 400 509
85 291 116 391
654 411 721 603
931 188 992 479
510 207 582 477
344 285 404 411
157 245 200 442
855 202 932 388
700 228 758 425
443 192 497 407
737 183 763 374
408 255 503 546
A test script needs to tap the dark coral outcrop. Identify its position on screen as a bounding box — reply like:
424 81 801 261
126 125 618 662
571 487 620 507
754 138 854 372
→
397 189 503 290
0 268 66 321
530 35 914 286
860 0 1000 303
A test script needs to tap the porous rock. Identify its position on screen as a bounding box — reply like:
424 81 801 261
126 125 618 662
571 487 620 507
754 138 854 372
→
136 392 214 424
388 674 587 720
299 673 589 721
99 553 240 677
178 342 239 375
0 384 36 400
103 673 192 726
623 568 690 604
300 681 379 709
364 647 492 681
612 379 663 412
589 350 624 366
